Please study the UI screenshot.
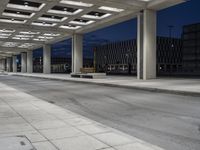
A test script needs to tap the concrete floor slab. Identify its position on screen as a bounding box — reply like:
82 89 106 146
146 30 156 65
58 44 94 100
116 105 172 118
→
52 135 109 150
94 132 136 146
30 120 67 130
22 113 57 123
0 117 26 125
63 117 96 126
76 124 111 135
0 123 34 134
39 126 85 140
33 141 58 150
0 130 46 143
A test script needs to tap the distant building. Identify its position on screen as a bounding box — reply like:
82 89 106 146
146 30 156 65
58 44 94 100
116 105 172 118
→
182 23 200 74
33 57 93 73
95 37 182 76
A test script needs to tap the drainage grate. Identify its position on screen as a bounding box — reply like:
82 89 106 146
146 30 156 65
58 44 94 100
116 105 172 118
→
0 136 36 150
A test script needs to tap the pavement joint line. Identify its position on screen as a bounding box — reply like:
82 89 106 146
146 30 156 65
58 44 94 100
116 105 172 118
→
0 87 60 150
29 99 135 148
0 83 115 149
0 81 164 150
10 73 200 97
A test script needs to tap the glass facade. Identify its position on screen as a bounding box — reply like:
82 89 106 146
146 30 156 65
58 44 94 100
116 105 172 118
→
33 48 43 73
16 54 21 72
51 39 72 73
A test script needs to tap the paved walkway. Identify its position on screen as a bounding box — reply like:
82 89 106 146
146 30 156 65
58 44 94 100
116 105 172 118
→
0 81 164 150
9 73 200 96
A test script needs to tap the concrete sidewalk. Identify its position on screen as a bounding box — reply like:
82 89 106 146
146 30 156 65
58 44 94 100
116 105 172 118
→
9 73 200 96
0 81 163 150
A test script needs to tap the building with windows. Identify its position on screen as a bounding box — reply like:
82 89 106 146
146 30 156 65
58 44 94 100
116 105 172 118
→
182 23 200 74
95 37 182 76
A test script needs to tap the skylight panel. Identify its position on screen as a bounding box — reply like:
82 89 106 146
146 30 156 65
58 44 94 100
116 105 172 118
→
60 0 93 7
99 6 124 12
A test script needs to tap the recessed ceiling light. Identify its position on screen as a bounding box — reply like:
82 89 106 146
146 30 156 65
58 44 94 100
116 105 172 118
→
99 6 124 12
82 12 111 20
38 36 54 39
2 10 35 19
2 42 19 48
38 15 67 22
32 21 57 27
16 34 34 38
44 33 60 36
69 19 95 25
48 7 83 15
12 37 30 40
33 38 47 41
0 18 27 24
20 31 40 35
0 36 9 39
24 2 29 7
60 0 93 7
0 33 11 36
0 29 15 33
7 1 46 12
59 25 82 30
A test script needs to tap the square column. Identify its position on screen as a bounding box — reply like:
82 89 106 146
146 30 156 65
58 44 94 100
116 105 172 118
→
72 34 83 73
43 45 51 74
27 50 33 73
6 57 11 72
12 55 17 73
0 60 2 71
0 60 3 70
1 59 6 71
137 9 157 80
21 52 27 73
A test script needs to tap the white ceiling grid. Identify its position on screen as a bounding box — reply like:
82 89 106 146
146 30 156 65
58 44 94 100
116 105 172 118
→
0 0 185 57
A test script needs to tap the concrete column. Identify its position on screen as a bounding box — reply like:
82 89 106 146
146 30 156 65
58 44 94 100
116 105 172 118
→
27 50 33 73
43 45 51 74
1 59 6 71
137 9 157 80
21 52 27 73
12 55 17 73
72 34 83 73
6 57 11 72
0 60 2 70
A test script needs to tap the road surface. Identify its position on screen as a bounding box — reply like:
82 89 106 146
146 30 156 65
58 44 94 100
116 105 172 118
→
0 75 200 150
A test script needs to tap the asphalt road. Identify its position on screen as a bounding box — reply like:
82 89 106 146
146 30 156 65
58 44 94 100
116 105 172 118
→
0 75 200 150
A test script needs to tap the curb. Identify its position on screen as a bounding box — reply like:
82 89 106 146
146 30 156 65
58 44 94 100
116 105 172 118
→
11 74 200 97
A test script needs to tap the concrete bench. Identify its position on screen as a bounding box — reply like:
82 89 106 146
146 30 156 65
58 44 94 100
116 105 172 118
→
71 73 106 79
80 68 95 73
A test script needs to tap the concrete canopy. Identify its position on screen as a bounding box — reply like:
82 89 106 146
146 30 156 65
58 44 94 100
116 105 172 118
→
0 0 185 54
